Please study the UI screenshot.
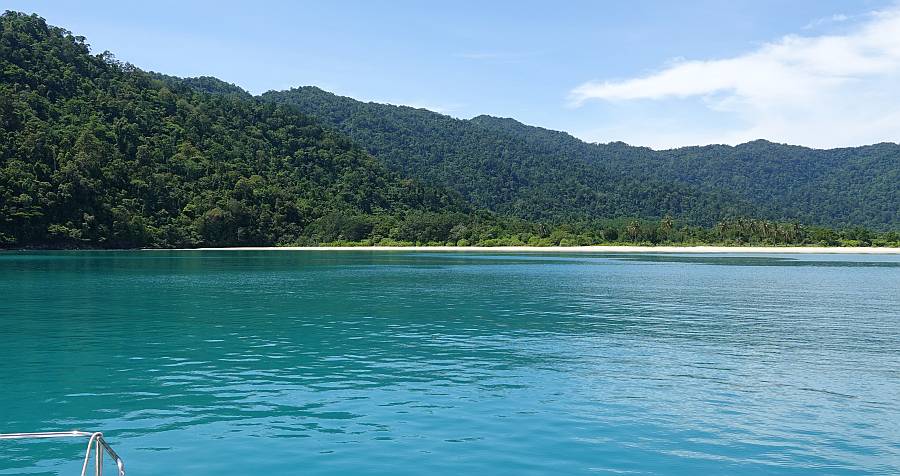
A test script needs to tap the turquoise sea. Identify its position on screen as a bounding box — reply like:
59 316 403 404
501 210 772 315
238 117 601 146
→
1 251 899 475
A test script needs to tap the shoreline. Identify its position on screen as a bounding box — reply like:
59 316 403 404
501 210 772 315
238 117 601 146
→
150 245 900 254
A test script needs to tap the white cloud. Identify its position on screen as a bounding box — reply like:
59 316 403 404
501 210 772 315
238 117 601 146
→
803 13 850 30
569 7 900 148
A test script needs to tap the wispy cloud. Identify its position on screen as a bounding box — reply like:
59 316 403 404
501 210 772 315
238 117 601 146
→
569 6 900 148
803 13 850 30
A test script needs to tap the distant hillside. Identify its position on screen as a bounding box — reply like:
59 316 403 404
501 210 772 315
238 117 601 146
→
263 87 899 229
262 87 754 225
0 12 461 248
582 139 900 230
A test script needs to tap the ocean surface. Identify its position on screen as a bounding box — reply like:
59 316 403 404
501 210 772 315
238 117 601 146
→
1 251 899 475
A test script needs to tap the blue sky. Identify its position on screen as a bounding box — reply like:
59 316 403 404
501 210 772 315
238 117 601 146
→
7 0 899 148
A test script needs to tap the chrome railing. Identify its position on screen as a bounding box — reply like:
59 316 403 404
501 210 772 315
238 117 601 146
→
0 430 125 476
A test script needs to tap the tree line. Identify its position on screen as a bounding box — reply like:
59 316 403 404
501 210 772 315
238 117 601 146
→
301 213 900 247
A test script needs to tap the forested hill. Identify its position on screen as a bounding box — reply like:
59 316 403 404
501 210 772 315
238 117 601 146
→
263 87 899 229
601 140 899 229
262 87 753 225
0 12 462 248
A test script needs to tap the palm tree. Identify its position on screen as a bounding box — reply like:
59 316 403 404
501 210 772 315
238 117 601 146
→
659 214 674 241
626 220 641 242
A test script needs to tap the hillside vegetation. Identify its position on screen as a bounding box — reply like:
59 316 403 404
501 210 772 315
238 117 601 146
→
263 87 898 230
0 12 461 247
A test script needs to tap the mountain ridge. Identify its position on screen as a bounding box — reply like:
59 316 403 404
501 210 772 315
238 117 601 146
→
262 86 898 229
0 11 466 247
263 86 757 225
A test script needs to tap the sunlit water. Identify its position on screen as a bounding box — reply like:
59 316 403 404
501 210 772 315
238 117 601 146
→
1 251 899 475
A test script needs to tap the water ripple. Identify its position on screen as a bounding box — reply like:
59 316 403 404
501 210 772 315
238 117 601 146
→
1 251 898 475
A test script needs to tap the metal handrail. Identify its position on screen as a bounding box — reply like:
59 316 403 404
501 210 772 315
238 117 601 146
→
0 430 125 476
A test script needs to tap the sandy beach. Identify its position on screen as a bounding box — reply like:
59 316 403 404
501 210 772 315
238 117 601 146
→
170 245 900 254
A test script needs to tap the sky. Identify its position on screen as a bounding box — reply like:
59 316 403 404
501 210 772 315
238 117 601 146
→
6 0 900 149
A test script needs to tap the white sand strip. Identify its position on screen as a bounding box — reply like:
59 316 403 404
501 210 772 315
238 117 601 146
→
150 245 900 254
